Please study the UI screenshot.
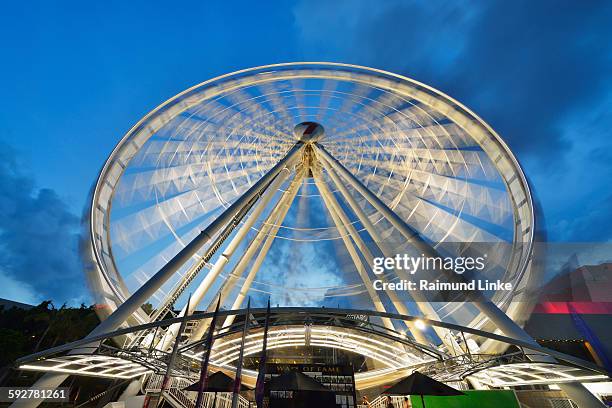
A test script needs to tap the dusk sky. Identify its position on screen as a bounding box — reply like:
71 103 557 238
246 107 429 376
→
1 1 611 305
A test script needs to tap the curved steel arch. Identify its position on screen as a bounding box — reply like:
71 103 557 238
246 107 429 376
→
16 307 610 394
17 307 608 376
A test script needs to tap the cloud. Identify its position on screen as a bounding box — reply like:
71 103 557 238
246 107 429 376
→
0 268 41 304
0 142 88 305
553 193 612 242
258 230 344 307
530 103 612 241
293 0 612 241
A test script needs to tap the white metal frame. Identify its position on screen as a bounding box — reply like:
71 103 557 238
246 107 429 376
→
13 64 605 408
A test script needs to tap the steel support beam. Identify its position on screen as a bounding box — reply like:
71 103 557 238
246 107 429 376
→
157 165 293 351
472 300 605 407
10 143 304 408
205 168 304 313
312 168 397 333
315 146 462 352
315 144 604 408
117 378 143 401
19 307 608 373
319 161 436 345
211 168 304 334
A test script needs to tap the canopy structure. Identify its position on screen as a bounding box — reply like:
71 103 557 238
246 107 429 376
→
12 64 608 408
16 308 610 389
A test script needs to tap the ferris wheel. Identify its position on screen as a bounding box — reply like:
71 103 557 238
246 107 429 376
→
16 63 608 408
83 62 536 334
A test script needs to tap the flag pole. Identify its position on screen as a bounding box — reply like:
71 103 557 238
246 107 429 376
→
195 294 222 408
255 298 271 408
231 298 251 408
156 294 192 408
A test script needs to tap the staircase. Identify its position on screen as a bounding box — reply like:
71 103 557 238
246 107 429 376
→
145 374 250 408
367 395 411 408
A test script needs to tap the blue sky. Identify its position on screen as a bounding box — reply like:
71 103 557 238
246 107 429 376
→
1 0 611 305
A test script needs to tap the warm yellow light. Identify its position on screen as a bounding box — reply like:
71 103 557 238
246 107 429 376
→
414 319 426 331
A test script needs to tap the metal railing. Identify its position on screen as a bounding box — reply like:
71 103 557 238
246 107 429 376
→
146 374 250 408
367 395 410 408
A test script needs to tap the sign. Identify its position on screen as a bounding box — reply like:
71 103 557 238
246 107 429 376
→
265 364 357 408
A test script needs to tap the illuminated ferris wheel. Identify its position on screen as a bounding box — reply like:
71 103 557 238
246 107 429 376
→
15 63 607 408
84 62 535 330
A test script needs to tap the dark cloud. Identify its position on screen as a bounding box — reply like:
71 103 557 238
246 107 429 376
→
294 0 612 241
440 1 612 158
556 193 612 242
0 142 88 305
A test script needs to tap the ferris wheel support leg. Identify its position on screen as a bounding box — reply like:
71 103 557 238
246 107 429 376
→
315 144 603 408
201 169 304 314
316 146 460 352
320 161 437 346
312 169 396 333
9 143 304 408
157 165 293 351
210 169 304 335
117 377 143 401
314 144 441 256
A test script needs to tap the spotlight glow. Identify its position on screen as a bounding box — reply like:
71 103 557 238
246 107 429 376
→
414 319 427 331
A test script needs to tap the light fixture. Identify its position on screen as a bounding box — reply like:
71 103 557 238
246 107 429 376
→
414 319 427 331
